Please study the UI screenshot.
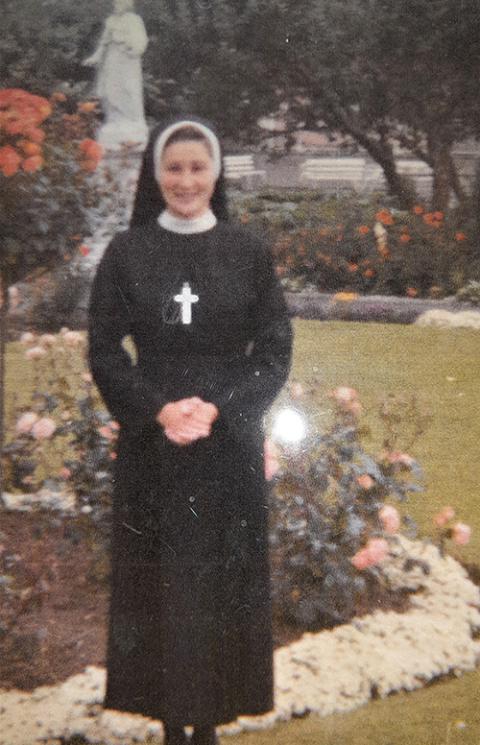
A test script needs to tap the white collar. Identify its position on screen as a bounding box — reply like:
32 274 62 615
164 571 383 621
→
158 209 217 234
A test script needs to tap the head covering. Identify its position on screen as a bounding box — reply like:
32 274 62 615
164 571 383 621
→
130 115 229 228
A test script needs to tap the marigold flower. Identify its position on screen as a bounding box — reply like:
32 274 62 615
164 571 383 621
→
363 268 375 279
22 155 43 173
31 416 56 440
413 205 424 215
379 504 401 534
451 522 471 546
357 225 370 235
433 211 444 221
347 262 359 273
400 233 411 244
455 231 467 242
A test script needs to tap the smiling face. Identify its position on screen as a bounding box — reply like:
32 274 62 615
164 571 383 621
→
158 139 216 220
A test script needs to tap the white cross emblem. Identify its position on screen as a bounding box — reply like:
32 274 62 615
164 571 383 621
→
174 282 199 325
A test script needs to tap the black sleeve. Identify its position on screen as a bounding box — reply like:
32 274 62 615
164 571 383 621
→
88 237 165 434
208 239 293 436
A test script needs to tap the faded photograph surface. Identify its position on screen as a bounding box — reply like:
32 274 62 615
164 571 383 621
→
1 2 479 745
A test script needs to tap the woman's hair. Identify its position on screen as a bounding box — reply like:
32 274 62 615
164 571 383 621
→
163 126 214 158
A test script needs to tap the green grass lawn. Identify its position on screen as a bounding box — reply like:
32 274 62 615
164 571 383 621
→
4 320 480 744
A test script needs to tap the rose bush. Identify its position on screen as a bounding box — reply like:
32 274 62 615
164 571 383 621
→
231 191 477 298
268 382 430 629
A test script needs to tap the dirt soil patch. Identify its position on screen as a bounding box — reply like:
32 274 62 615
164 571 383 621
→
0 509 411 692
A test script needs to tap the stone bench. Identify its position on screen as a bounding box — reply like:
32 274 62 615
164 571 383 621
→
223 154 266 187
300 157 367 189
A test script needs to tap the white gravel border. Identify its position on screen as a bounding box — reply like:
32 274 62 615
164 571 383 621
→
0 536 479 745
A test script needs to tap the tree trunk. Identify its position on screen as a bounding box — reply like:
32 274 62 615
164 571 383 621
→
429 138 453 212
0 273 8 499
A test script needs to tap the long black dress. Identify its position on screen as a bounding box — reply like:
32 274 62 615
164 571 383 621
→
88 218 292 727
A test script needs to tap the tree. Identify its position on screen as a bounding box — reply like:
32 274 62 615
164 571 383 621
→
0 88 102 493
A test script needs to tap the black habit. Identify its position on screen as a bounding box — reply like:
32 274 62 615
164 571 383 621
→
88 218 292 726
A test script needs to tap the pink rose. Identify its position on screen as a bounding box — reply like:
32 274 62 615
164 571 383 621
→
25 345 47 360
433 506 455 527
20 332 36 345
39 333 57 346
366 537 389 563
351 548 372 571
82 372 93 384
110 451 118 460
379 505 401 534
351 537 389 570
98 425 116 441
8 286 20 310
109 421 120 431
357 474 374 490
331 386 358 405
289 382 304 399
59 467 72 480
264 438 280 481
31 417 56 440
15 412 39 435
63 331 84 347
451 522 471 546
384 451 415 467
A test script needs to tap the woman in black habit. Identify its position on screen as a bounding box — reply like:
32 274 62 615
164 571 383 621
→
88 116 293 745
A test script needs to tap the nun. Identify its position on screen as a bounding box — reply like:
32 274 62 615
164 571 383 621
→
88 116 293 745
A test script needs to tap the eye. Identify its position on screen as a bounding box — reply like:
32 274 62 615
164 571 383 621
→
192 162 208 172
165 163 182 173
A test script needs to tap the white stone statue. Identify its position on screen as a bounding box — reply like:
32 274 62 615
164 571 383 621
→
83 0 148 148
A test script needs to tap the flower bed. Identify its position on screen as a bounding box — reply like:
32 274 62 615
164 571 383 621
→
0 536 478 745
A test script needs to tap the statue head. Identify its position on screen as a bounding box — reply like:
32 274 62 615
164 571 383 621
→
113 0 134 14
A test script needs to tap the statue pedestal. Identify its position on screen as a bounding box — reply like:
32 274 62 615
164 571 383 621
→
97 120 149 151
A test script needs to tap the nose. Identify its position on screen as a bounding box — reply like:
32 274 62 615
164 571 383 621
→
178 169 195 188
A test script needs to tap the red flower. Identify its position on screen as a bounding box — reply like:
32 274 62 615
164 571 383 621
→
375 209 394 226
79 244 90 257
0 145 21 176
22 155 43 173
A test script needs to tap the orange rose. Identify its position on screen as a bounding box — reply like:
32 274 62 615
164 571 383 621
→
78 101 97 113
363 268 375 278
19 140 42 156
0 145 21 176
400 233 411 243
22 155 43 173
375 209 394 226
413 205 424 215
23 126 45 143
357 225 370 235
455 231 467 242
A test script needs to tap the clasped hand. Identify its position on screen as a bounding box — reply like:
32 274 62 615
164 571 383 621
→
156 397 219 446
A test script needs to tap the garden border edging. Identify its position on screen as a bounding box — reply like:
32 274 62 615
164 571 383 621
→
0 536 478 745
